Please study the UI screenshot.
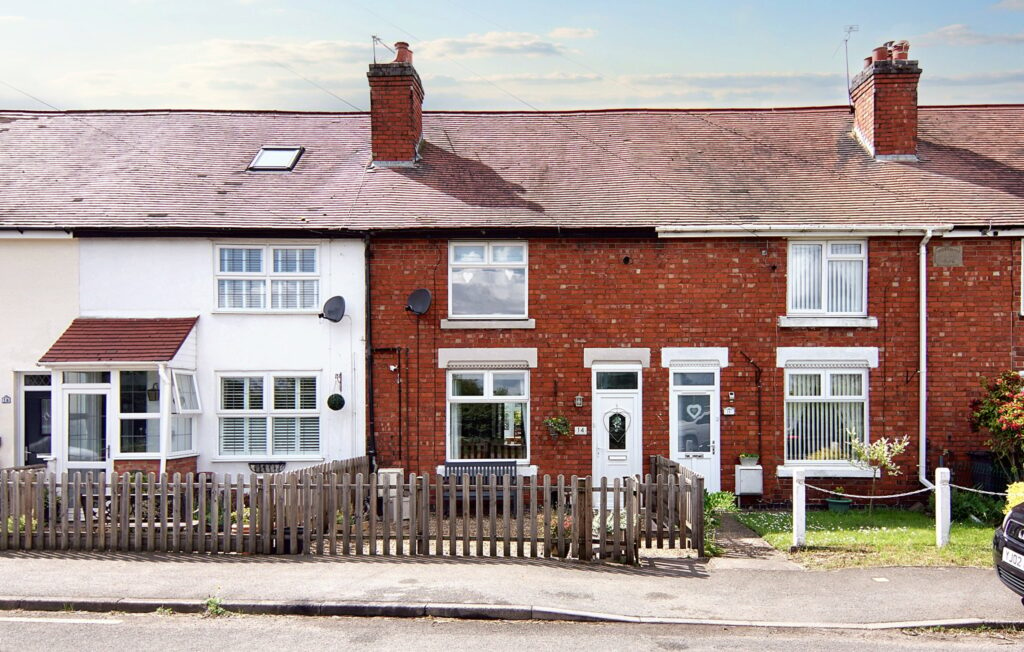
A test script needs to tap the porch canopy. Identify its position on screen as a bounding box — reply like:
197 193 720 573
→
39 317 200 475
40 317 198 364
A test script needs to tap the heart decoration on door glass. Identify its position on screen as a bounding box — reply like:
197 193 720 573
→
685 403 704 421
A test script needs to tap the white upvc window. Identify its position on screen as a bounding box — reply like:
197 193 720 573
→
170 371 199 454
215 245 320 312
787 240 867 316
448 241 528 319
218 373 320 457
118 370 161 455
784 368 868 464
446 369 529 461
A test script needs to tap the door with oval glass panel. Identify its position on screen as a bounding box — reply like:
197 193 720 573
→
592 368 642 482
669 369 721 492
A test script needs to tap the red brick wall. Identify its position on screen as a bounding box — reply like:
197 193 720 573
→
113 456 198 477
368 236 1015 501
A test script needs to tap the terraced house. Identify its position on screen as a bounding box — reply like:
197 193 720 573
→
1 41 1022 501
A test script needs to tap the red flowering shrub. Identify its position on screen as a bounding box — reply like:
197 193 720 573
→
971 370 1024 482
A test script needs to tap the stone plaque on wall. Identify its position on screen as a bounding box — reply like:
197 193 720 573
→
934 245 963 268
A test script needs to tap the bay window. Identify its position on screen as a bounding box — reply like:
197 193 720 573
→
447 369 529 460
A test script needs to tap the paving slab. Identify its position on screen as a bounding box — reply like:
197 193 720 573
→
0 550 1020 626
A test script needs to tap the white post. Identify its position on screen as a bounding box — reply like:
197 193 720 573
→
936 467 950 547
792 469 806 550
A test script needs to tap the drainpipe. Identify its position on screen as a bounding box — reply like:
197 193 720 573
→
919 229 934 488
364 234 377 472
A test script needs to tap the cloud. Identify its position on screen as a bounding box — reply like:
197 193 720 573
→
548 27 598 39
181 38 368 69
418 31 568 58
930 70 1024 86
471 72 602 85
0 15 24 23
628 71 844 90
918 23 1024 46
994 0 1024 10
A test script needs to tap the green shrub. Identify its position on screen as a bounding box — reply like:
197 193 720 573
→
930 488 1005 526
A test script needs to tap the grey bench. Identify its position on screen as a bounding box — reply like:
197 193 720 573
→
442 461 519 514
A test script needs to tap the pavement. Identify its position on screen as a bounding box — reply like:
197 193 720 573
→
0 515 1020 629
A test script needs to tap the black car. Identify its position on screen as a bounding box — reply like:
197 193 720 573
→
994 501 1024 604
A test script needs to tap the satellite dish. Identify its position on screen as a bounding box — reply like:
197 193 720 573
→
320 296 346 322
406 288 432 315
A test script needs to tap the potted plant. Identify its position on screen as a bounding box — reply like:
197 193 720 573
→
738 453 759 466
544 415 571 440
826 486 853 513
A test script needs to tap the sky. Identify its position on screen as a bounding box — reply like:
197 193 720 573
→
1 0 1022 112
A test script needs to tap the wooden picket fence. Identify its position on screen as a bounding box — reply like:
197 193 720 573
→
0 461 703 563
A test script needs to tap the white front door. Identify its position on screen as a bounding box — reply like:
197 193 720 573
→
669 370 721 492
592 368 642 481
64 389 113 478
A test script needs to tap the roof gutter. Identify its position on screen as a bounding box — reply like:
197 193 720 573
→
656 224 954 238
919 228 935 489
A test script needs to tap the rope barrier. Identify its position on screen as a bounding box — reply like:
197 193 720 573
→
949 483 1007 497
804 483 934 500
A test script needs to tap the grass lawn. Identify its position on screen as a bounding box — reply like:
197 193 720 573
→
734 508 995 569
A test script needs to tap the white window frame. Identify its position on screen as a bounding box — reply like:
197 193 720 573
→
216 372 322 459
116 369 162 457
214 244 321 313
172 371 201 414
445 369 530 463
447 240 529 320
782 367 869 468
786 240 868 317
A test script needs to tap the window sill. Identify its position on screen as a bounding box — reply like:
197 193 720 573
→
441 319 536 330
776 465 877 478
212 310 321 316
167 451 198 460
211 456 324 463
778 316 878 329
436 463 539 477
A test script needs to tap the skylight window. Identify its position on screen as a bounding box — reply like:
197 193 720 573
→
248 146 304 171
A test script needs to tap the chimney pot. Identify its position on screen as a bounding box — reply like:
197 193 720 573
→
394 41 413 63
872 46 889 62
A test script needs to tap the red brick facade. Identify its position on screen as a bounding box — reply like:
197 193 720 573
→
368 236 1019 502
113 455 198 477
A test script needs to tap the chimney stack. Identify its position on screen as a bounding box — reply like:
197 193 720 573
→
367 41 424 167
850 40 921 161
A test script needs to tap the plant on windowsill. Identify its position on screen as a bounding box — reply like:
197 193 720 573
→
544 415 572 440
738 453 759 466
826 486 853 513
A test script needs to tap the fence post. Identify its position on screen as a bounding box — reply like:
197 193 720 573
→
935 467 950 548
792 469 806 550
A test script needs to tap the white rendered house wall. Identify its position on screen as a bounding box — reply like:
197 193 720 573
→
0 234 80 468
78 237 366 476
